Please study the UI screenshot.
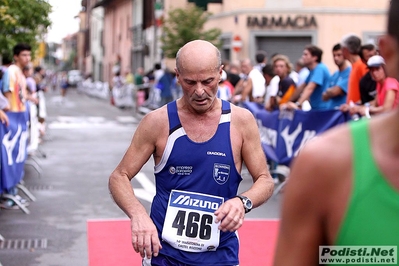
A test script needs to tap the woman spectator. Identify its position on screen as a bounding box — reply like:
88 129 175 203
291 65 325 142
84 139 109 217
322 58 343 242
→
348 55 399 116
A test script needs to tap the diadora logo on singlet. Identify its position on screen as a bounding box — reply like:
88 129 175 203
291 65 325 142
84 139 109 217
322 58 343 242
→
207 151 226 157
172 195 221 210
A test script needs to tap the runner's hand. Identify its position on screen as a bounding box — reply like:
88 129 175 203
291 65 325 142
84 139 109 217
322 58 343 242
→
214 197 245 232
130 214 162 259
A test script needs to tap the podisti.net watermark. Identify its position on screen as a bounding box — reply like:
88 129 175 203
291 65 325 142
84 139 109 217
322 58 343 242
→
319 246 397 264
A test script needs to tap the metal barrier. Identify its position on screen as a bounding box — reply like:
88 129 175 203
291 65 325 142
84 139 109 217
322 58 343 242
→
78 80 110 101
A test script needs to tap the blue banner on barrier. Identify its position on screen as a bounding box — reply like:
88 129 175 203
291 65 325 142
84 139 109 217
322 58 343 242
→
0 111 29 192
242 102 351 166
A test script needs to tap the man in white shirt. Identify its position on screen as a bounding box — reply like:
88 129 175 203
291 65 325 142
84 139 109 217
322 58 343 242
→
239 58 266 103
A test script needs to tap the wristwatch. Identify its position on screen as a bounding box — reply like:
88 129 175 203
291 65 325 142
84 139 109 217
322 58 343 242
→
235 195 253 213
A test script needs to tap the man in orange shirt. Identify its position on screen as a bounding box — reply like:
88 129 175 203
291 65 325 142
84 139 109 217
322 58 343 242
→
341 34 368 104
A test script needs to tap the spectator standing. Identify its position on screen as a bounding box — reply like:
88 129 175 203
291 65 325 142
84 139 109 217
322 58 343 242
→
264 68 280 111
284 45 330 110
341 34 368 104
112 71 124 89
152 63 165 108
369 55 399 111
124 69 134 84
0 51 12 111
134 67 145 86
347 55 399 116
157 69 174 106
217 70 232 101
23 66 39 105
270 54 296 110
112 54 121 75
253 50 267 72
239 58 266 103
274 2 399 264
33 66 47 136
359 43 378 104
322 43 351 109
295 58 310 88
226 62 242 89
2 44 30 112
0 43 32 209
108 40 274 266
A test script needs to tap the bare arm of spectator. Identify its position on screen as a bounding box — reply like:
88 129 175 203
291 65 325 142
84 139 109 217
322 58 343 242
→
296 82 317 106
322 85 345 101
282 82 316 110
234 78 244 95
240 78 253 102
266 96 278 111
351 89 397 116
288 82 306 102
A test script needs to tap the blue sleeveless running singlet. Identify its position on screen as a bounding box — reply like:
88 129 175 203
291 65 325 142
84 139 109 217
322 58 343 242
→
149 100 242 265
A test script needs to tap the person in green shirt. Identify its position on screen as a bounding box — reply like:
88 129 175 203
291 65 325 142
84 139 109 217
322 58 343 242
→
274 1 399 265
134 67 144 86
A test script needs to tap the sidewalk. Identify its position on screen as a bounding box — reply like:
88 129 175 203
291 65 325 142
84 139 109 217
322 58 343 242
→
0 88 141 266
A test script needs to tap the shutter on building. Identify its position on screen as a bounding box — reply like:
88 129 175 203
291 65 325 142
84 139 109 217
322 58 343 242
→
256 36 312 64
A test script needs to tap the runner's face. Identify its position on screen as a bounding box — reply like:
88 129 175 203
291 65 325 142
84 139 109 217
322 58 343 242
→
176 65 222 113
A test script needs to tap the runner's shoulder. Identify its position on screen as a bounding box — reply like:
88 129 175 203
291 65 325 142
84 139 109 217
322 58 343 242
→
290 123 352 186
231 103 257 124
138 105 169 133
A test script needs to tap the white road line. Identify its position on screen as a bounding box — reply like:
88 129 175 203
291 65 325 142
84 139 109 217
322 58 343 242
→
133 173 156 203
116 116 138 123
48 116 131 129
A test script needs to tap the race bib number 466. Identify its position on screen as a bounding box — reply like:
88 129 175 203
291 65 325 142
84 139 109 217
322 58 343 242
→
162 190 224 253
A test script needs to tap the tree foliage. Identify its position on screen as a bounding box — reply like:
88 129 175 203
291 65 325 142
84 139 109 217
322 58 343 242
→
0 0 52 55
160 5 222 59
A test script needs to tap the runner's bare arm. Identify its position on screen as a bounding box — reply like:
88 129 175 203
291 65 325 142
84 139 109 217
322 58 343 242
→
238 107 274 207
273 141 326 265
274 124 354 266
109 108 167 258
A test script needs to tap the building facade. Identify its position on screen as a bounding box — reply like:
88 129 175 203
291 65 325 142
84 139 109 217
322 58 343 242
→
203 0 388 70
89 3 105 81
77 0 389 82
94 0 133 83
62 33 78 70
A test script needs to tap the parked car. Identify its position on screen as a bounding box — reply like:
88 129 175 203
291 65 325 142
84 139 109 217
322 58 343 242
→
67 70 82 87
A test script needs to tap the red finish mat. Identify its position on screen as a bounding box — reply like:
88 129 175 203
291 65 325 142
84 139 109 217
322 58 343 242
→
87 218 279 266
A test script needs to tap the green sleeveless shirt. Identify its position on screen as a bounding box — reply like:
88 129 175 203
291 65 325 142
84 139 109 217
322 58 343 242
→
334 119 399 263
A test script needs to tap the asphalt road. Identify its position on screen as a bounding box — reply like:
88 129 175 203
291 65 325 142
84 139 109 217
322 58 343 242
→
0 87 282 266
